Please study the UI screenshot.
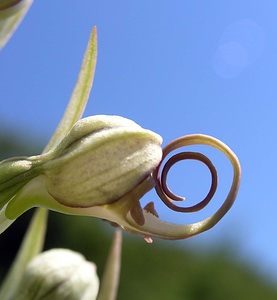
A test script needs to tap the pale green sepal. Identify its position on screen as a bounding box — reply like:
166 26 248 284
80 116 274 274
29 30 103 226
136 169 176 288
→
42 120 162 208
0 208 48 299
51 115 142 157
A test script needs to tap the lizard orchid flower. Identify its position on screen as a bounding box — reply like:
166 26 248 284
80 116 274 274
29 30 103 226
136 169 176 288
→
0 115 241 241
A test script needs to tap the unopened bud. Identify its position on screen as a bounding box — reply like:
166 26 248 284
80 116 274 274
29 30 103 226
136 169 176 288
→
13 249 99 300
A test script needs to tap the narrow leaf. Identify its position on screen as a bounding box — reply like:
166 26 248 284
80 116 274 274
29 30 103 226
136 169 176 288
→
44 26 98 152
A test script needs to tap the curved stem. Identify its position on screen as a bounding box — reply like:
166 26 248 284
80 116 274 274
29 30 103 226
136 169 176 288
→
97 229 122 300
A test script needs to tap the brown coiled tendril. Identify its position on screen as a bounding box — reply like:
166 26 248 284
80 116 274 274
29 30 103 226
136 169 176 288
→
157 151 218 212
153 134 236 215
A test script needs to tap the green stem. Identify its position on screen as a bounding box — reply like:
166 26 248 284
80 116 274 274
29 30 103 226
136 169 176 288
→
97 229 122 300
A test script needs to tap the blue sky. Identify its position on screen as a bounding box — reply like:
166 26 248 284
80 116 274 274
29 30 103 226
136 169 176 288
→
1 1 277 281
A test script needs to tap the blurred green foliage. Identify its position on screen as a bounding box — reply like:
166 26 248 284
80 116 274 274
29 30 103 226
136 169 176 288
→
1 129 277 300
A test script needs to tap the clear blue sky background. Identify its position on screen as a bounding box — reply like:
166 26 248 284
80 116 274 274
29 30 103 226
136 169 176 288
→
1 1 277 282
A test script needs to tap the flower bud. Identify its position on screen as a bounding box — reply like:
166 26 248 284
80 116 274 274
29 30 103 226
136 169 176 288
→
13 249 99 300
42 115 163 207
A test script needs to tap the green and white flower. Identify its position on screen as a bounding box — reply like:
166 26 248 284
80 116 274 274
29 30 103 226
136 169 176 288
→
0 115 163 236
0 26 241 242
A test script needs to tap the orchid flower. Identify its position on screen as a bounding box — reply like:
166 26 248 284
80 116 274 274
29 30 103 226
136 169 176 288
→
0 26 241 243
0 23 242 300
